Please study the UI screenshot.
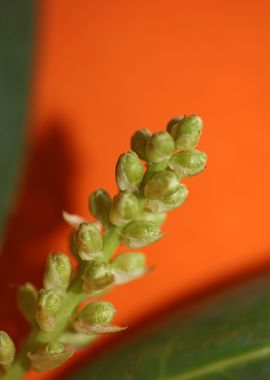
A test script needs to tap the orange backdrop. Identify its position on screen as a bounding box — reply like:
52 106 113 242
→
1 1 270 379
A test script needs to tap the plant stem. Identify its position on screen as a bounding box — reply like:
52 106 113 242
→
1 225 120 380
103 225 121 261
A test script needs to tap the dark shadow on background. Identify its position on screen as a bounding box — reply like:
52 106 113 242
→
0 120 77 344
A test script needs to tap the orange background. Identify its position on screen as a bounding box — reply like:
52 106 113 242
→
1 1 270 379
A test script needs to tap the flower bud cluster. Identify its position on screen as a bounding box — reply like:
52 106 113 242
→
87 114 206 258
9 114 206 375
108 114 206 246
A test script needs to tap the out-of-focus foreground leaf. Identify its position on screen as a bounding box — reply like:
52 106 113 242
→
72 273 270 380
0 0 34 234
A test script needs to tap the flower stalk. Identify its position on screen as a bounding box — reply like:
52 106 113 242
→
0 114 207 379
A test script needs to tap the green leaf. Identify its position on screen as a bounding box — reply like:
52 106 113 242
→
0 0 34 234
72 273 270 379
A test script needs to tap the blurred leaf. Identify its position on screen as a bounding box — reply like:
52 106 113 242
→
72 274 270 379
0 0 34 234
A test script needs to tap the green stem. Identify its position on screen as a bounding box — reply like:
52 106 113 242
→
1 226 120 380
102 225 121 261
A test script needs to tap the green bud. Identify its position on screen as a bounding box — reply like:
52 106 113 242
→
76 222 103 261
121 221 164 248
131 128 151 160
89 188 112 226
0 331 15 366
109 192 140 226
166 115 184 134
112 252 147 284
115 150 144 192
36 289 62 332
169 149 207 178
137 209 167 225
27 342 72 372
145 131 175 163
146 183 188 212
73 302 126 335
144 170 180 200
82 260 114 294
43 253 72 294
78 301 115 325
168 114 203 150
17 282 38 325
